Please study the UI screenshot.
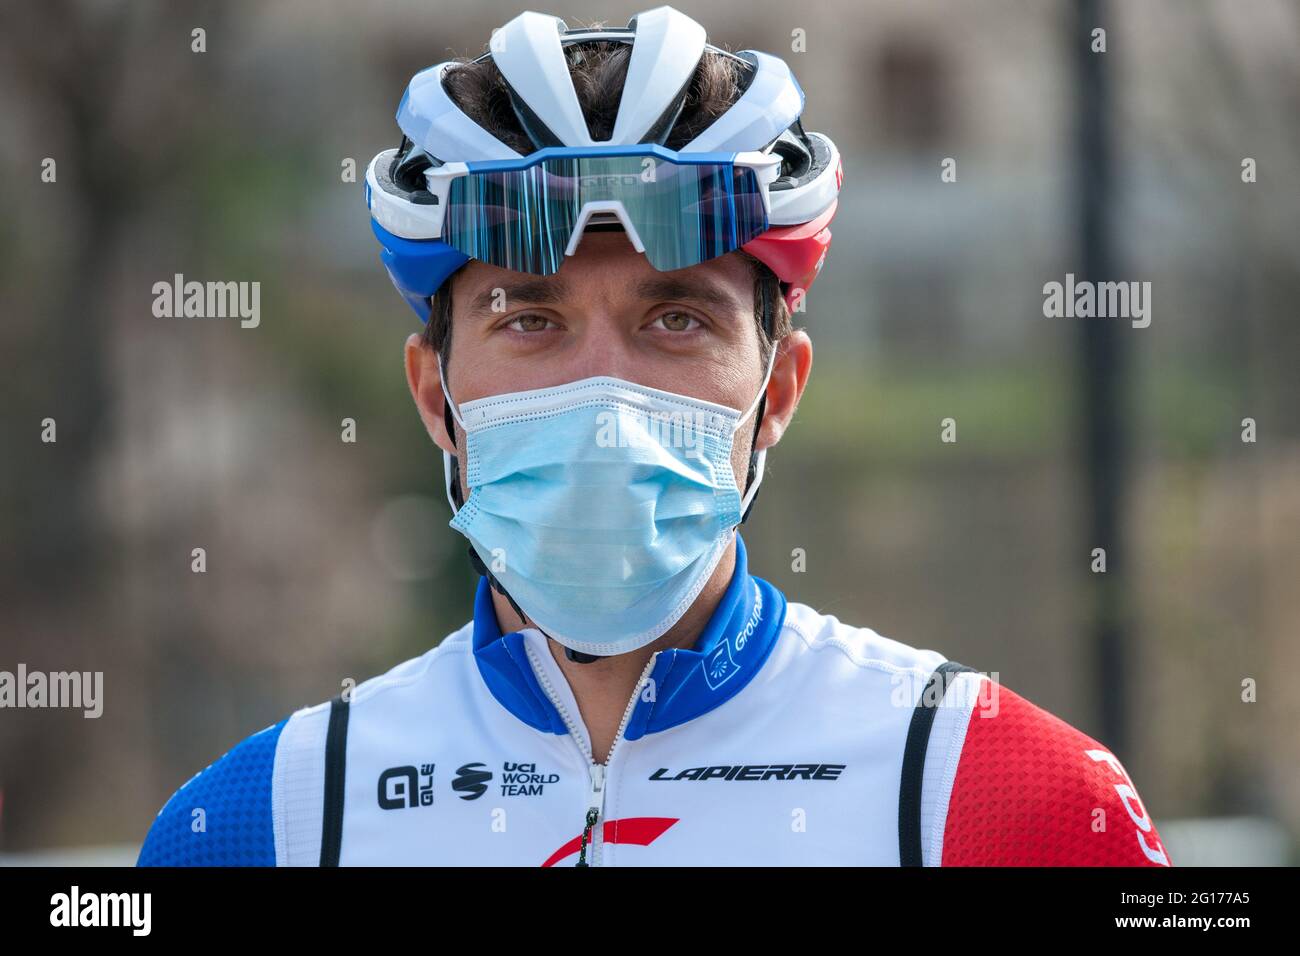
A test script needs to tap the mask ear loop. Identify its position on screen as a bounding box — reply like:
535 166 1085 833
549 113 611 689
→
736 342 778 430
437 352 466 515
735 342 779 521
437 351 466 430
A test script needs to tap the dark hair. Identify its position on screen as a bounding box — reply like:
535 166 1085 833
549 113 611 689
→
420 40 791 365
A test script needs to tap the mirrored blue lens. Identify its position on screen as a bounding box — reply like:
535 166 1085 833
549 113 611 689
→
444 155 767 275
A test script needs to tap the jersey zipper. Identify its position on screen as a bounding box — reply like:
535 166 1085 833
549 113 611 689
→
524 640 658 867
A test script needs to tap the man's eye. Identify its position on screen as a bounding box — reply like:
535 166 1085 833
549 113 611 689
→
654 312 700 332
508 314 551 332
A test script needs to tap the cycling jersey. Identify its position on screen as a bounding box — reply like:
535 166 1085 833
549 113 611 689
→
137 535 1171 867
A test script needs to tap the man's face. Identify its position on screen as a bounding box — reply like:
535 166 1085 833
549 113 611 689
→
446 231 764 406
406 230 812 501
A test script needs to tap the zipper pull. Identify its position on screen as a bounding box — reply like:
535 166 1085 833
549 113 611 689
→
576 764 605 867
576 807 599 867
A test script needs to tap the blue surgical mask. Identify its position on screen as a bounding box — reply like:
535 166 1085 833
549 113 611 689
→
439 353 775 657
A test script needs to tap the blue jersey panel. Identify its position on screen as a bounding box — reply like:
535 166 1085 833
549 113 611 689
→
137 718 289 866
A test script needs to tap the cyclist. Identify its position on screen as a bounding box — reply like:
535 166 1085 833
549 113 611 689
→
138 6 1170 867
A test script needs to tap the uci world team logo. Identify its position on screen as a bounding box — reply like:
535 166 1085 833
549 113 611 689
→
378 763 435 810
452 762 492 800
453 760 560 799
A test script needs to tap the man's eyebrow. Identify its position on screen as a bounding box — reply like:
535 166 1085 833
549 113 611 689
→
467 277 570 314
633 276 745 315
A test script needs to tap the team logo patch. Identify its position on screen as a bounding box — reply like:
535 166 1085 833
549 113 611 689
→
451 762 492 800
499 760 560 797
451 760 561 799
704 641 739 690
378 763 435 809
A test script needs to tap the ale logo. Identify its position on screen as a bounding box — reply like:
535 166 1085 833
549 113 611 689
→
378 763 435 809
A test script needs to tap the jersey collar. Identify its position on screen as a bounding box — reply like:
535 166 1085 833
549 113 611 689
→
470 534 787 739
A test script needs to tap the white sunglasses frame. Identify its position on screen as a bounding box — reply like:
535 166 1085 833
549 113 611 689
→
366 148 783 245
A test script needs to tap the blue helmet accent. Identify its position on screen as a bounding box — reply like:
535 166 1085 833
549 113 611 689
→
370 219 470 323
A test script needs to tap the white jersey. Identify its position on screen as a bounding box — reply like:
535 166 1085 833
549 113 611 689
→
137 536 1170 867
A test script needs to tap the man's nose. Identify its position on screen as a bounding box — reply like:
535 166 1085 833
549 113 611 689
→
566 318 640 381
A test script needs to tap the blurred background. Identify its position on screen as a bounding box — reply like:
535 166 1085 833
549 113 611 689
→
0 0 1296 865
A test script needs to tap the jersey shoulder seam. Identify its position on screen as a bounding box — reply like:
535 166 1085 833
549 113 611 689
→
343 624 473 710
781 610 947 679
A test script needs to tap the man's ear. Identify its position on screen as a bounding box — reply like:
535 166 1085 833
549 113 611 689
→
756 330 813 452
404 332 458 456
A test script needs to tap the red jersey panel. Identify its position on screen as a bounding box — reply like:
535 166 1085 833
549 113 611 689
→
942 680 1171 866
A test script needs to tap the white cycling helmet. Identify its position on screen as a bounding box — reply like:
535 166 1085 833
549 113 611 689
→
366 5 842 321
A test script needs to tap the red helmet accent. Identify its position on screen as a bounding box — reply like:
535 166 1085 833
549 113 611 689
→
742 199 838 314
